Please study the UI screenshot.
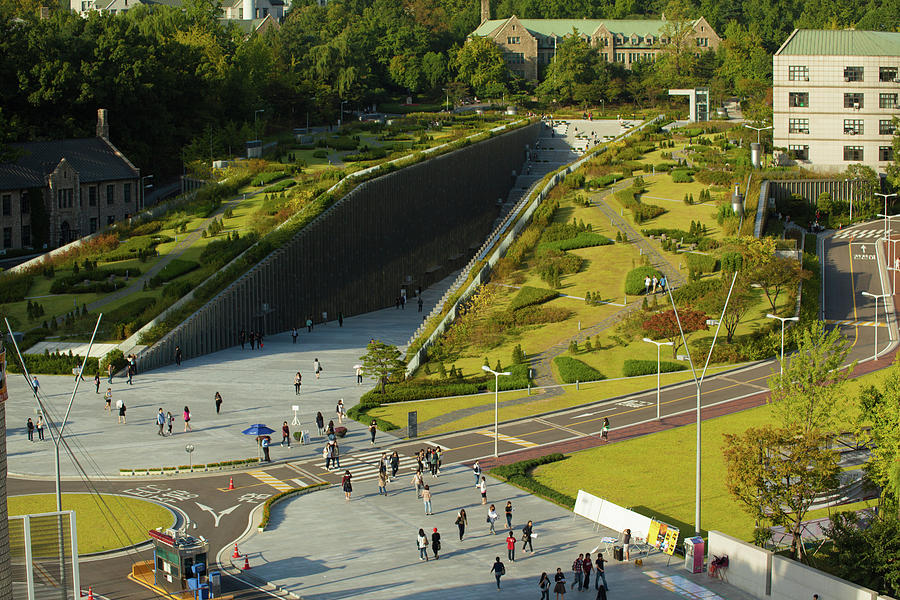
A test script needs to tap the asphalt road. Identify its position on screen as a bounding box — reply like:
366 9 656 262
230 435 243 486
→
7 221 897 600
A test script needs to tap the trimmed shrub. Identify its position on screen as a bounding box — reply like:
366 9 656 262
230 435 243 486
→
0 273 33 303
670 169 694 183
510 286 558 311
491 454 575 509
251 171 285 186
641 228 703 245
625 266 663 295
538 233 612 252
684 253 719 275
622 359 687 377
148 259 199 287
671 279 722 306
553 356 605 383
6 352 100 375
100 349 127 374
485 363 533 391
357 383 481 407
266 179 296 193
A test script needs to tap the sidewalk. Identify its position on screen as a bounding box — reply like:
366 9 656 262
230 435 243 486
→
237 463 757 600
4 274 457 477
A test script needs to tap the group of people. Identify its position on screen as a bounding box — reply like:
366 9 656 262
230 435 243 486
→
642 274 668 295
238 330 265 350
535 551 609 599
155 406 192 435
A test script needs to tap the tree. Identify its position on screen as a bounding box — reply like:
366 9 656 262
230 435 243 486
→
723 426 839 560
359 340 406 393
823 511 900 597
650 0 700 89
749 255 807 313
888 116 900 191
388 53 423 93
642 308 708 358
452 35 507 98
535 31 607 105
768 321 853 434
857 361 900 509
696 276 757 343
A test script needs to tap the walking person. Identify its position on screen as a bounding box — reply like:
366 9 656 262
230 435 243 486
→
418 296 423 312
326 420 335 440
505 500 514 529
377 468 388 496
183 406 192 432
417 529 429 561
368 420 377 445
126 362 134 385
341 470 352 501
540 572 551 600
487 504 499 534
174 345 182 366
157 408 166 436
117 399 127 424
249 332 255 350
306 317 312 333
390 451 400 480
479 476 488 505
107 362 114 384
282 421 290 446
31 376 39 393
595 553 608 591
261 436 271 462
422 485 433 515
473 461 482 485
582 552 593 591
411 470 424 497
26 418 35 442
94 372 101 393
522 520 534 554
239 329 245 349
291 328 298 344
214 392 223 414
294 372 302 395
338 312 343 327
490 557 505 590
554 568 567 599
336 399 345 424
314 358 322 379
167 411 174 435
330 440 341 469
257 332 264 349
571 554 584 591
455 508 467 541
323 443 332 470
622 528 632 561
431 528 441 559
315 412 325 436
356 365 363 385
104 388 112 413
36 416 44 440
506 531 516 562
601 418 609 442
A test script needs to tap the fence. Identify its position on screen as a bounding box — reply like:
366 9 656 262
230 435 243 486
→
405 116 664 375
8 511 79 600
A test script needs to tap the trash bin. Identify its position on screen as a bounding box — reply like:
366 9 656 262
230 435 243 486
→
208 571 221 597
684 536 705 573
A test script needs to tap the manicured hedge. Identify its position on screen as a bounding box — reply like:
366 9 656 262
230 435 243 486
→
670 169 694 183
50 267 142 294
485 363 533 391
6 352 100 375
251 171 285 186
554 356 605 383
258 483 328 530
671 279 722 306
149 259 199 287
625 266 663 295
357 382 481 407
586 174 620 188
622 359 687 377
684 253 719 274
266 179 296 192
538 233 612 252
641 228 702 245
0 273 32 303
105 297 158 325
491 453 575 509
510 286 558 311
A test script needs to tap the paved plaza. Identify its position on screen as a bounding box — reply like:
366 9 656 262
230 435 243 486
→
236 463 756 600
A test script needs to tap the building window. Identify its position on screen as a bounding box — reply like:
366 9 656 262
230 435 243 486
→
789 92 809 107
124 183 131 203
601 52 608 61
506 36 520 44
843 119 864 135
788 145 809 160
2 227 10 248
880 120 896 135
89 217 97 233
89 186 97 206
107 215 115 225
880 93 898 109
696 37 708 47
788 65 809 81
788 118 810 134
844 66 864 82
21 225 30 247
879 67 898 82
106 184 114 205
1 194 10 216
843 146 864 161
881 146 895 161
20 196 29 214
844 93 864 109
56 188 73 208
615 53 624 62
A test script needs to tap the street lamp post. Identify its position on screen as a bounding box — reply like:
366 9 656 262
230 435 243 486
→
254 109 265 141
862 291 891 360
140 174 154 210
643 338 674 420
743 123 773 145
482 365 511 457
339 101 348 127
765 314 799 375
875 193 899 241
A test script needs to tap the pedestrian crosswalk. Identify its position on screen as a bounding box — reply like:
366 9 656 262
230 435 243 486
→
833 228 884 239
315 449 421 483
475 429 539 448
247 470 294 492
825 319 886 327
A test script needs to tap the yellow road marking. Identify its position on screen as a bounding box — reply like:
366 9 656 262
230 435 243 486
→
247 470 294 492
849 245 860 349
475 430 539 448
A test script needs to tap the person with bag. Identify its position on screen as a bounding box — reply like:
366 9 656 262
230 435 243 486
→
431 528 441 559
390 451 400 480
335 399 345 424
341 470 352 501
490 557 505 590
506 530 516 562
505 500 514 529
522 520 534 554
377 468 388 496
487 504 498 534
315 412 325 436
601 418 609 441
554 568 567 599
422 485 433 515
411 470 424 497
368 420 377 445
571 555 584 591
183 406 192 432
323 444 331 470
417 529 429 561
478 476 488 505
455 509 467 541
314 357 322 379
539 572 551 600
473 461 482 485
294 372 302 395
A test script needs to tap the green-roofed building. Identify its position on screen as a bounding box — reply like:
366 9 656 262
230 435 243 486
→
773 29 900 173
470 0 720 81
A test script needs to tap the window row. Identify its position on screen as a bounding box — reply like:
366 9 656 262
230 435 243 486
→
1 194 31 217
788 92 898 109
51 183 133 208
786 145 893 162
788 65 898 83
788 118 896 135
2 226 30 248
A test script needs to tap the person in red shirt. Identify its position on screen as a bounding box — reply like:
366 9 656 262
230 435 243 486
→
506 531 516 562
582 552 593 591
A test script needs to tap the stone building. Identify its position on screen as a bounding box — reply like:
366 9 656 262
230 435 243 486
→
0 109 140 251
471 1 720 81
773 29 900 173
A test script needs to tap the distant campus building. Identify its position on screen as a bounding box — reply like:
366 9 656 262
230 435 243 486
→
69 0 282 33
0 110 140 250
773 29 900 173
471 0 721 80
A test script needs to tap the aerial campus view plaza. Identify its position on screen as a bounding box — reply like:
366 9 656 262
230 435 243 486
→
0 2 899 598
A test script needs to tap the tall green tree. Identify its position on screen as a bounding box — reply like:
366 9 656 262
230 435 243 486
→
452 35 508 98
360 340 406 393
536 31 607 105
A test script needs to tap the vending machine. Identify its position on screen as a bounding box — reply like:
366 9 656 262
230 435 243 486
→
683 536 705 574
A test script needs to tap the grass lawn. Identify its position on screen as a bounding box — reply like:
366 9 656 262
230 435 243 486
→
531 367 880 542
7 493 173 554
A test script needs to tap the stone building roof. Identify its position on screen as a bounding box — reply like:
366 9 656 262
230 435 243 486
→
472 17 693 41
776 29 900 57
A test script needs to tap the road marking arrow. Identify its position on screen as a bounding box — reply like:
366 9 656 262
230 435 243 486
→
194 502 239 527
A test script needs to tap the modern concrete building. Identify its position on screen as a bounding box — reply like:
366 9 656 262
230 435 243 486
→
471 4 720 81
773 29 900 173
0 110 140 250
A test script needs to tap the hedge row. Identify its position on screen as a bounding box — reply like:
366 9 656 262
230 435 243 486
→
0 273 32 303
485 363 533 391
259 483 328 530
267 179 296 192
624 266 663 295
6 352 100 375
671 279 722 306
50 267 142 294
670 169 694 183
538 233 612 252
149 259 199 287
490 453 575 509
251 171 285 186
554 356 605 383
358 382 481 407
641 228 703 245
510 286 558 311
684 253 719 274
622 359 687 377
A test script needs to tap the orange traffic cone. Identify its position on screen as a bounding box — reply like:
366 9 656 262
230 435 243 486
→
242 556 251 570
232 543 240 558
87 587 94 600
228 477 234 490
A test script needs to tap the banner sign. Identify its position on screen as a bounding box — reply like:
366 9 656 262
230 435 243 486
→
647 519 679 556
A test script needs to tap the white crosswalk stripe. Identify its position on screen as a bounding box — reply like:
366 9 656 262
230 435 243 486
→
834 228 883 239
326 449 421 483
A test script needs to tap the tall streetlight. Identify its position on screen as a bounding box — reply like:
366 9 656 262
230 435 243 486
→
642 338 674 420
140 174 153 210
743 123 773 145
339 100 348 127
875 193 898 240
862 291 890 360
254 109 265 141
765 314 799 375
482 365 511 457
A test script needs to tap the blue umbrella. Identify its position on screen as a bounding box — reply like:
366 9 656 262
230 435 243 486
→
242 424 275 436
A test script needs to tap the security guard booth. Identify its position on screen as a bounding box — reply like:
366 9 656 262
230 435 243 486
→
149 528 210 593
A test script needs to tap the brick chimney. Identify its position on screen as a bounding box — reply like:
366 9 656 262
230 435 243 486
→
96 109 109 140
480 0 490 23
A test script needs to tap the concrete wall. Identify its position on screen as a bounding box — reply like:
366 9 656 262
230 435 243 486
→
708 531 773 598
0 399 11 600
767 178 863 204
771 555 880 600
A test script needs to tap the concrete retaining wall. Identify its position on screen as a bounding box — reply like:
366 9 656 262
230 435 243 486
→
766 179 862 204
771 555 880 600
708 531 773 598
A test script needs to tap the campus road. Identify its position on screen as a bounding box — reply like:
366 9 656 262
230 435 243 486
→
7 223 897 600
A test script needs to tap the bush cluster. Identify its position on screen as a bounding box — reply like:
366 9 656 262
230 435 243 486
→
684 253 719 275
491 454 575 509
509 286 558 311
670 169 694 183
148 259 199 287
50 267 142 294
251 171 285 186
554 356 605 383
615 182 666 224
622 359 687 377
6 351 100 375
0 273 33 303
538 233 612 252
625 266 663 295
